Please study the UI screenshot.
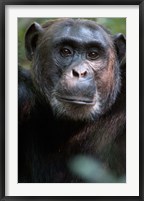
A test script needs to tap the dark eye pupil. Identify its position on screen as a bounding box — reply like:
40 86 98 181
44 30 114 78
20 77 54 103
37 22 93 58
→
88 51 98 59
61 48 72 56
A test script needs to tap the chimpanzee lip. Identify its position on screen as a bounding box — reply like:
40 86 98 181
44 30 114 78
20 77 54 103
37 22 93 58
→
56 95 96 105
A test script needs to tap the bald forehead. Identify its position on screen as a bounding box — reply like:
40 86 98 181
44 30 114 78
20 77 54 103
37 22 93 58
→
53 21 109 44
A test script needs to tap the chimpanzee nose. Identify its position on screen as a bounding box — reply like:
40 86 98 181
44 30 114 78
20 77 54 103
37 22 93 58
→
72 69 87 78
72 66 89 79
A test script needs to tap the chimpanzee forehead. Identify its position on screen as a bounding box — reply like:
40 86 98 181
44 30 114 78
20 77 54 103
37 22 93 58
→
45 21 111 47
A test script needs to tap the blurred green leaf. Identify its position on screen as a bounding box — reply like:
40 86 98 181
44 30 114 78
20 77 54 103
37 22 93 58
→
69 155 126 183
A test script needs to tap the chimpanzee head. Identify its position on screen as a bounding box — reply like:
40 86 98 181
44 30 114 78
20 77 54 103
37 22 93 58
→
25 18 126 121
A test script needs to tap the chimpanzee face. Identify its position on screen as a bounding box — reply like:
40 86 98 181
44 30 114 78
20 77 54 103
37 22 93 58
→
25 18 126 121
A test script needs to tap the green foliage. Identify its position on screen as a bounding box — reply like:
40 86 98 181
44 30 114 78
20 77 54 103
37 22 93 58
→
69 155 126 183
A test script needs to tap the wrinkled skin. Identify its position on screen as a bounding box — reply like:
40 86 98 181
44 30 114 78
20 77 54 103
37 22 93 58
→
19 18 126 183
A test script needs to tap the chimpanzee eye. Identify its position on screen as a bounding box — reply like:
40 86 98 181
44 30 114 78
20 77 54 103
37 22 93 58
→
87 51 99 60
60 47 73 57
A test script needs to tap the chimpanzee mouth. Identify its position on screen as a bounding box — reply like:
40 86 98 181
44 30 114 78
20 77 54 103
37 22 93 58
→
56 96 96 105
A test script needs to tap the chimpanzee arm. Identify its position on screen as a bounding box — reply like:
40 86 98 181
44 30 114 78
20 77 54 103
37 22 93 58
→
18 65 36 122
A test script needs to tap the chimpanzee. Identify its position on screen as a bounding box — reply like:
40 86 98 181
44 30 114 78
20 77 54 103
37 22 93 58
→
18 18 126 183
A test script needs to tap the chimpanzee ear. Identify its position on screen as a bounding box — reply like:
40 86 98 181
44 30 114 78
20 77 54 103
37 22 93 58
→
25 22 44 61
113 33 126 63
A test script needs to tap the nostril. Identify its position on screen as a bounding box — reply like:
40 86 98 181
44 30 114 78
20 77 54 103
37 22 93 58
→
81 71 87 77
72 69 88 78
72 69 79 78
